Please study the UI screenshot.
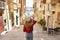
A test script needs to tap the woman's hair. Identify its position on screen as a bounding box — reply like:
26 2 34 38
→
26 17 33 23
26 19 32 23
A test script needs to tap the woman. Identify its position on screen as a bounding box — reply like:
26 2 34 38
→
23 18 36 40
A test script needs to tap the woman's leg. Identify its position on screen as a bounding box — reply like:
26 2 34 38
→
26 37 30 40
30 32 33 40
26 32 30 40
26 32 33 40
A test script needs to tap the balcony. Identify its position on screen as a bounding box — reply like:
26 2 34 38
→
58 0 60 3
51 0 57 6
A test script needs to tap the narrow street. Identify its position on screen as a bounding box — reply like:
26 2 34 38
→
0 23 60 40
0 0 60 40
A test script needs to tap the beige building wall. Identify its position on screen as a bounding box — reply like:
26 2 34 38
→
54 3 60 28
34 0 60 28
34 0 44 22
20 0 26 24
49 0 60 28
5 0 60 28
7 0 21 25
7 0 14 23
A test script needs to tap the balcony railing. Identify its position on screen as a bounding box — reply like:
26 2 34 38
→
0 1 5 9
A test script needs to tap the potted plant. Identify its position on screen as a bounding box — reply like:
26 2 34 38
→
38 19 46 31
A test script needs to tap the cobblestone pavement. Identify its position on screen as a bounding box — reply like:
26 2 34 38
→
0 23 60 40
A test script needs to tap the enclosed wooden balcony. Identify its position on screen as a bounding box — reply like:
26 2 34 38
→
58 0 60 3
51 0 57 6
0 9 4 15
41 0 46 4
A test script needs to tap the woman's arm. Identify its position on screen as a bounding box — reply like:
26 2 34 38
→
33 20 37 25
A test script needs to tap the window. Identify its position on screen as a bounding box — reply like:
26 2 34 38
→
13 4 17 10
40 4 41 7
43 10 45 15
33 4 34 8
16 16 18 25
37 3 40 9
0 1 5 9
47 3 50 11
0 2 2 7
4 19 6 23
43 6 45 15
2 2 5 9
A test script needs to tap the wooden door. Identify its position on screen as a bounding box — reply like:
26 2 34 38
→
57 12 60 22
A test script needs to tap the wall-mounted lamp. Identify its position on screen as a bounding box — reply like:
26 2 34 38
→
52 11 55 14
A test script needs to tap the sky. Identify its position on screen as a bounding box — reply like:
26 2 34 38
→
26 0 33 7
26 0 34 16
